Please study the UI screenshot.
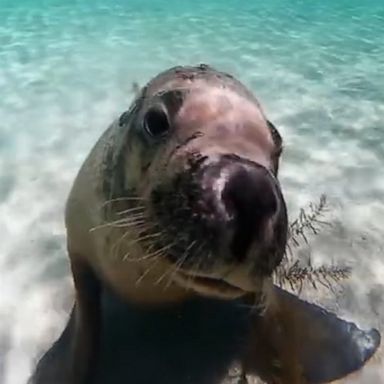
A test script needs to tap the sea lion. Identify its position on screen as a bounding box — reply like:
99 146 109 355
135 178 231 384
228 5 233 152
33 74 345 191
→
63 63 288 383
29 64 380 384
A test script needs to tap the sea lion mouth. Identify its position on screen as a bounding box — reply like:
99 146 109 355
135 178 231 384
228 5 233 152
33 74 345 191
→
173 270 247 299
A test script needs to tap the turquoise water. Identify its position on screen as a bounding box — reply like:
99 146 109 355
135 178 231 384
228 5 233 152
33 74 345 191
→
1 1 384 383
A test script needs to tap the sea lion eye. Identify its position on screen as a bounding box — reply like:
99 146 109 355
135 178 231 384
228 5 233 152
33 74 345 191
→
143 105 170 138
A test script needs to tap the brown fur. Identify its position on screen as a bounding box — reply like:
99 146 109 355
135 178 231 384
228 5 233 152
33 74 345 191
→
62 64 287 383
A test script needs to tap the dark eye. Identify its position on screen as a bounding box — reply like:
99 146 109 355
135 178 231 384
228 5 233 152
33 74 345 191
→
143 105 170 138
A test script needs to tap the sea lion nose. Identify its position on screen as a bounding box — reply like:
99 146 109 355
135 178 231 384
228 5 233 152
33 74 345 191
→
221 165 278 262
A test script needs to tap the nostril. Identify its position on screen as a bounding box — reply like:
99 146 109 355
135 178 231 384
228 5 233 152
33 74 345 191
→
221 166 278 261
222 167 277 219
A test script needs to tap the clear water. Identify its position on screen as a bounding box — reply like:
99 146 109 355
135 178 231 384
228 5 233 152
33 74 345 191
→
1 0 384 383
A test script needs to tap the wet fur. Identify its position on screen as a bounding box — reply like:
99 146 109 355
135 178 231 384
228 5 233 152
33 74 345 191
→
50 64 286 383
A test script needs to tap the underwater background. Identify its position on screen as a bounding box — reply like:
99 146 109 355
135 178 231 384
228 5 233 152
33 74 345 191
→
0 0 383 383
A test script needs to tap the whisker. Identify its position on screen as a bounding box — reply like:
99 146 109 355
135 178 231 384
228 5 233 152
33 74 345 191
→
184 245 206 292
128 231 164 247
110 229 134 260
116 206 146 216
135 256 161 287
108 220 158 260
159 241 197 288
101 197 146 208
139 243 174 261
111 213 146 224
112 211 146 221
163 240 197 289
112 220 146 228
189 242 208 274
124 242 175 262
161 246 192 290
90 218 146 232
119 211 146 218
121 236 155 261
155 267 172 286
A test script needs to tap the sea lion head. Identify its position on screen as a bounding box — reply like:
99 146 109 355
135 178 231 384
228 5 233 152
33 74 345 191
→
110 65 288 300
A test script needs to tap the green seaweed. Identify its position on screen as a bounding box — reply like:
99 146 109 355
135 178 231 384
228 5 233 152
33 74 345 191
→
274 194 352 295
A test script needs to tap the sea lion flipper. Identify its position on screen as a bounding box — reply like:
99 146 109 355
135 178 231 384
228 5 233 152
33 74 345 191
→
243 286 381 383
27 307 75 384
274 286 380 382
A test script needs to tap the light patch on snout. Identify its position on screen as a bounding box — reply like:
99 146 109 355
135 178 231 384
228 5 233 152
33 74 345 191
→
176 86 267 131
172 86 276 170
211 166 232 221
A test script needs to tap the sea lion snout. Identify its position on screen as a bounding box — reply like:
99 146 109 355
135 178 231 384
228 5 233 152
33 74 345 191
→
198 155 280 265
221 161 279 262
149 151 287 291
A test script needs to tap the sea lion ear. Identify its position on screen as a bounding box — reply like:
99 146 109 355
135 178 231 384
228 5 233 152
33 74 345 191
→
243 286 381 383
266 120 283 154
